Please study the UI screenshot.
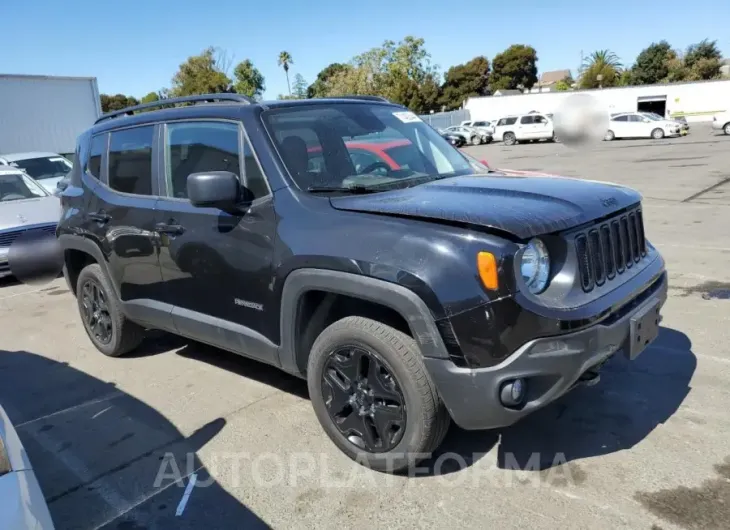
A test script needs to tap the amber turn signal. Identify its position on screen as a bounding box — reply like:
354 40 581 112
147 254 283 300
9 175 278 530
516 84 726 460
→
477 251 499 290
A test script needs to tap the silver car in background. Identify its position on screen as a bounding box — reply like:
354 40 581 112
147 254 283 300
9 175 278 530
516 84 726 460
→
0 404 55 529
0 152 73 195
0 167 61 279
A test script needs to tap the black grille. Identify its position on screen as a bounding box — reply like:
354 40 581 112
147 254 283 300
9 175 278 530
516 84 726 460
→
574 209 647 292
575 235 592 291
0 224 57 248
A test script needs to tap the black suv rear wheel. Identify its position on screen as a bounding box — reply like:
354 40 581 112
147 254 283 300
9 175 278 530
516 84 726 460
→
307 316 450 472
76 264 144 357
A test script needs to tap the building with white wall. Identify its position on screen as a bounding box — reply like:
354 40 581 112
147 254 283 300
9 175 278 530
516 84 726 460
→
465 79 730 123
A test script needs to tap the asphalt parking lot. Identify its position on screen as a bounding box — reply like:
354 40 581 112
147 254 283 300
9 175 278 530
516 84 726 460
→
1 124 729 530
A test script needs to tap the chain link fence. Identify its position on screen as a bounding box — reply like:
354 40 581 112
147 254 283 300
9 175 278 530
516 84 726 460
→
418 109 471 130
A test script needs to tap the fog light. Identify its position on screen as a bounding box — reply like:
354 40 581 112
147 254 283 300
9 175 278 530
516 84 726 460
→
500 378 527 407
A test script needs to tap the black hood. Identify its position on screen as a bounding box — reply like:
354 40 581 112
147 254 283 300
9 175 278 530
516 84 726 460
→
330 175 642 240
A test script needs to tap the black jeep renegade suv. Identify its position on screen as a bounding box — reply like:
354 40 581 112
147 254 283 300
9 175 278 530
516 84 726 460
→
58 94 667 472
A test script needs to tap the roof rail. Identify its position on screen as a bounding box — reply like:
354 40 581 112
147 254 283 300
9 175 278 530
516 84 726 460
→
95 93 254 124
315 95 391 103
343 95 391 102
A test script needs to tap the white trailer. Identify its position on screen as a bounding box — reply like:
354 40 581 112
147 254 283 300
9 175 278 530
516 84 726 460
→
465 79 730 124
0 74 101 157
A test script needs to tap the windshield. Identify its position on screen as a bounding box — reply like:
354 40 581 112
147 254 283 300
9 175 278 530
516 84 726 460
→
641 112 663 121
0 171 48 202
10 155 72 181
262 103 474 192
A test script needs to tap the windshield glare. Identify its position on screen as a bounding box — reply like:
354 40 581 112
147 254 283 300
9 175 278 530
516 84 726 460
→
0 172 48 201
263 103 474 192
11 156 72 181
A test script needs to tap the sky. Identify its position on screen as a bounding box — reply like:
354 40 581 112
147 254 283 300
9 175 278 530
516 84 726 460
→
4 0 729 100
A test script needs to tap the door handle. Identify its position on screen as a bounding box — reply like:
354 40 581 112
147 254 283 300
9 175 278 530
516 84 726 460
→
88 212 111 224
155 222 185 235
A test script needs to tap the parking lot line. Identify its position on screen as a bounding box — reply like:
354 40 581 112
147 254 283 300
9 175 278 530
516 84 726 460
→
14 391 123 428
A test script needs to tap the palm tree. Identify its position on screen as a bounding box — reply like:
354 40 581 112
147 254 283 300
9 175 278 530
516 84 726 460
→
278 51 293 95
579 50 623 89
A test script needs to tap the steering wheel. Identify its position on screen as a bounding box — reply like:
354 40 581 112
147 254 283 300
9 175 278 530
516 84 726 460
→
358 161 391 175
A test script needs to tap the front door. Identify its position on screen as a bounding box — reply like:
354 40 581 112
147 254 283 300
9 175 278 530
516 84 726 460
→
153 119 277 363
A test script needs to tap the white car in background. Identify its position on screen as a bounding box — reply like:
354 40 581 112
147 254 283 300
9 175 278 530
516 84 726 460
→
493 113 555 146
604 112 681 140
460 119 496 135
0 152 73 195
711 110 730 135
0 404 55 529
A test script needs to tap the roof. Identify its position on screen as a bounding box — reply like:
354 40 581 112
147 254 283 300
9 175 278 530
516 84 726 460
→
92 95 403 132
0 152 64 162
538 70 571 85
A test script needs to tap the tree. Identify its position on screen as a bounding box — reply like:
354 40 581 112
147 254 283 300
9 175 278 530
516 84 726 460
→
490 45 538 92
233 59 265 99
684 39 722 80
140 92 160 104
100 94 139 113
170 47 233 96
321 36 441 113
292 74 308 99
438 56 490 110
553 75 574 91
578 50 622 88
307 63 349 98
630 41 675 85
278 51 293 95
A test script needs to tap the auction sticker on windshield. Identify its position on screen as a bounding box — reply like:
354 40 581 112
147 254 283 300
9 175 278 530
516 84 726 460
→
393 111 422 123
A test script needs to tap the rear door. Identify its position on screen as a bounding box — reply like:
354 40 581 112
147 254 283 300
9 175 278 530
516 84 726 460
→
153 119 277 363
610 115 630 138
518 115 536 139
84 124 171 329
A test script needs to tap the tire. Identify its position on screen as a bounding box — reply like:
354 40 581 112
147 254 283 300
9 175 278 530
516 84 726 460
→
76 263 145 357
604 130 615 141
471 135 481 146
651 128 664 140
307 316 450 473
724 123 730 135
503 132 516 146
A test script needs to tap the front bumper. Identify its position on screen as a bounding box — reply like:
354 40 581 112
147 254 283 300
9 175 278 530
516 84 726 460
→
425 271 668 430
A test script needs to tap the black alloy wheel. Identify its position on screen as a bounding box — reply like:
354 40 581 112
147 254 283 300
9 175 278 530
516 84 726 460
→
80 279 113 345
321 346 406 453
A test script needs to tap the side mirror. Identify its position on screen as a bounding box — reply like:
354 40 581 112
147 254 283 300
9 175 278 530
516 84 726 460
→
187 171 241 210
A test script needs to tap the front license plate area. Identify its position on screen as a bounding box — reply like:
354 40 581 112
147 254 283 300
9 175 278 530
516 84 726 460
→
627 298 661 360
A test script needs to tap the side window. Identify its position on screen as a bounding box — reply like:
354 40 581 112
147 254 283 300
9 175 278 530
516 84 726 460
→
505 117 518 126
627 115 640 122
520 115 534 124
108 126 154 195
474 121 486 126
87 134 106 179
166 122 239 199
614 115 628 122
242 135 269 199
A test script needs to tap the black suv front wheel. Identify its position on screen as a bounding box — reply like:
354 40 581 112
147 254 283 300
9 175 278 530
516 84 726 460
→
76 264 145 357
307 316 450 473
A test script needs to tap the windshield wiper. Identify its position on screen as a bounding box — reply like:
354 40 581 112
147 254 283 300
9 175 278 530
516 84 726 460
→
307 185 377 194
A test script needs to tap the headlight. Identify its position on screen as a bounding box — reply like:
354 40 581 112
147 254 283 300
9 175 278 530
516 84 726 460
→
0 435 10 477
520 238 550 294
